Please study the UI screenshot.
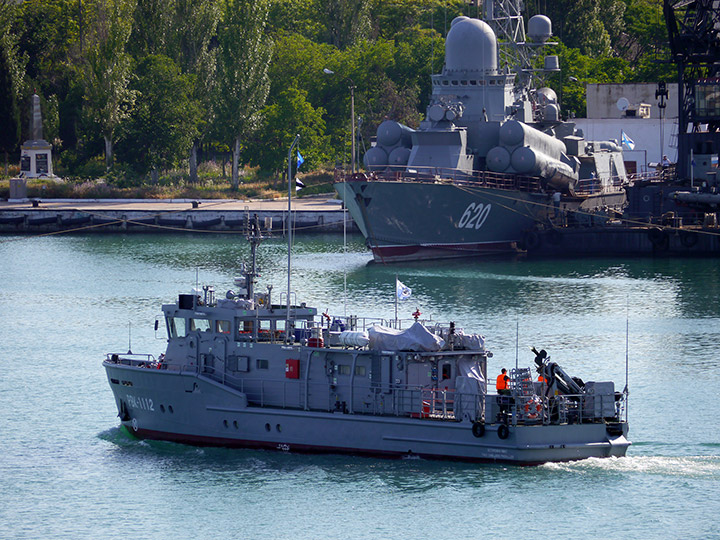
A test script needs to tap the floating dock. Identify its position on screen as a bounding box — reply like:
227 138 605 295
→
0 197 355 234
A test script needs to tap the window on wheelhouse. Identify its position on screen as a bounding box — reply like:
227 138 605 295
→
215 320 231 334
169 317 187 338
189 318 211 332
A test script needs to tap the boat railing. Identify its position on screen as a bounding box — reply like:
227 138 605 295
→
336 168 544 193
294 315 439 335
490 389 626 426
195 364 486 421
104 353 158 368
573 175 628 197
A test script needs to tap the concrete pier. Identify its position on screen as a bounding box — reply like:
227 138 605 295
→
0 197 356 234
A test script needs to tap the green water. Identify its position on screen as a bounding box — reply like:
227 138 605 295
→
1 233 719 539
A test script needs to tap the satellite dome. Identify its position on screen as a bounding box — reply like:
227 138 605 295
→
445 18 497 74
528 15 552 43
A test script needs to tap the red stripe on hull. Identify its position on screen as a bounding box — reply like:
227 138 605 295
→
372 241 520 262
124 424 543 465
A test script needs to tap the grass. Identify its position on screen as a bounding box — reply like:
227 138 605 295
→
0 162 338 200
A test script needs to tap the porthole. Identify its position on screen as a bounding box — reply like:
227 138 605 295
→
233 420 238 429
276 424 282 433
265 423 271 432
168 405 174 414
160 404 166 413
223 420 229 428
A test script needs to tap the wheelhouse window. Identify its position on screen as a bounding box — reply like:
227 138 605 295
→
215 320 231 334
190 318 211 332
256 359 269 370
169 317 187 338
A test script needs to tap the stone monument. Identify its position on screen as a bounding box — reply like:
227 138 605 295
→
19 93 54 178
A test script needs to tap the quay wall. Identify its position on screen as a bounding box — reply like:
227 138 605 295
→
0 198 357 234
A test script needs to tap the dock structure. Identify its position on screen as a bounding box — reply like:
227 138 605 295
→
526 223 720 257
0 197 355 234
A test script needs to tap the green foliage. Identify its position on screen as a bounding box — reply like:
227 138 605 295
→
117 54 201 175
0 0 686 187
0 0 26 154
245 86 330 174
81 0 136 167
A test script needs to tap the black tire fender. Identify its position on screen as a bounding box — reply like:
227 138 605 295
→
472 422 485 438
680 230 698 248
497 424 510 440
522 230 541 251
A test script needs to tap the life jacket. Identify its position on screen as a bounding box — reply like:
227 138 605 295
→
496 373 508 390
538 375 546 384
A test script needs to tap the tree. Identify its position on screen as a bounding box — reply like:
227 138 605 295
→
313 0 372 49
245 87 330 174
81 0 136 169
165 0 220 183
117 55 201 181
0 0 27 174
213 0 273 190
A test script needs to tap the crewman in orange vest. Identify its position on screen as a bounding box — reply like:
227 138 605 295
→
538 374 547 384
496 368 510 395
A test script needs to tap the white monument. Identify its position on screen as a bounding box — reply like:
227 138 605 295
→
19 94 54 178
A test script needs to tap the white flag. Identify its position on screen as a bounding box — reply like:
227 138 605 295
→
396 279 412 300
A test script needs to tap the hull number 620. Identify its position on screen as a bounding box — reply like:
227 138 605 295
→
457 203 492 229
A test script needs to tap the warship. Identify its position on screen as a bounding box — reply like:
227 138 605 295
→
334 4 629 262
103 217 630 464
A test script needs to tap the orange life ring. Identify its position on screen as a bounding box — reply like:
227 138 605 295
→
524 399 542 420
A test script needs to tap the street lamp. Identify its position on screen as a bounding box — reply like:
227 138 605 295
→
323 68 356 174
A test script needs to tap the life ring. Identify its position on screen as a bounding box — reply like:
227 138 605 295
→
472 422 486 438
522 230 541 251
497 424 510 440
524 399 542 420
648 227 669 250
680 230 698 248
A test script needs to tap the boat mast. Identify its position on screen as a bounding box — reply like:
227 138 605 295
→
287 134 300 342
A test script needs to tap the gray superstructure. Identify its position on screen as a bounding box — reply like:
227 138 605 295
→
336 5 628 262
103 218 630 464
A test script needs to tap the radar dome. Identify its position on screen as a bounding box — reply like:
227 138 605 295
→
537 87 558 106
528 15 552 43
445 18 497 74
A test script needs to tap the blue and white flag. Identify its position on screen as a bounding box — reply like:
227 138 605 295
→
396 279 412 300
295 178 305 191
621 131 635 150
297 151 305 168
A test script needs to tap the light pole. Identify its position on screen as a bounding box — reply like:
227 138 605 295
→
323 68 356 173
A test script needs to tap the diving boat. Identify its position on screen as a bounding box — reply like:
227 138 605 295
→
103 217 630 464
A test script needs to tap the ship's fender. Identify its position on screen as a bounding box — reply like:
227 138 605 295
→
680 230 699 248
472 422 486 438
497 424 510 439
522 230 541 251
648 227 669 250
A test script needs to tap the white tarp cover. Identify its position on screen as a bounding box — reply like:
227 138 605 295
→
454 357 486 421
368 322 445 352
455 331 485 351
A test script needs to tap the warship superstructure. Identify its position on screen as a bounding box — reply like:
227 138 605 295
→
335 5 628 262
103 218 630 464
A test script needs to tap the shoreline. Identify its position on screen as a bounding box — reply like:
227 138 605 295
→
0 197 356 234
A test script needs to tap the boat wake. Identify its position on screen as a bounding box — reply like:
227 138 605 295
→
542 454 720 477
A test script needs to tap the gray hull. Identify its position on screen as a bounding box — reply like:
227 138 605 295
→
105 361 629 464
335 178 550 262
